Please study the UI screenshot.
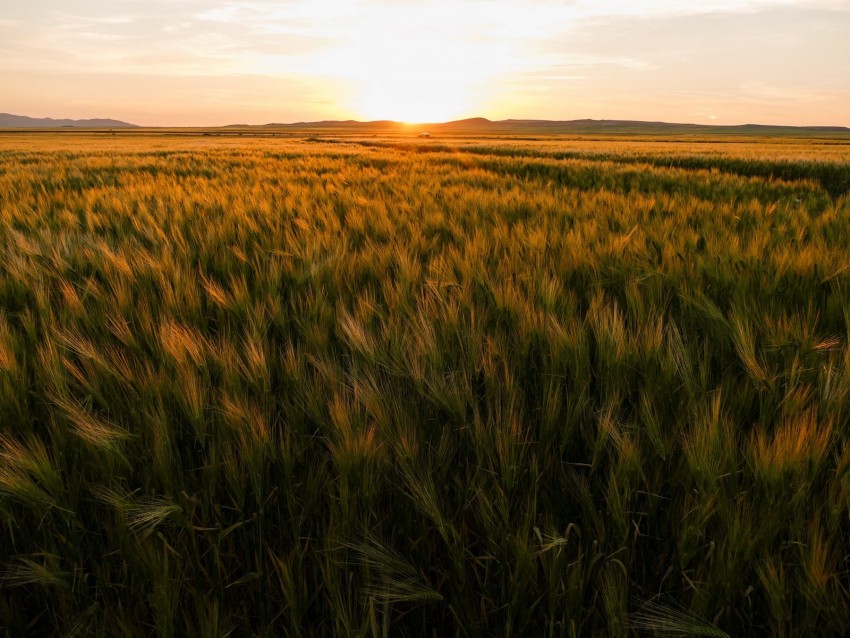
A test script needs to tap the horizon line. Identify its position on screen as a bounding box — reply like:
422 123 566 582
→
3 112 850 131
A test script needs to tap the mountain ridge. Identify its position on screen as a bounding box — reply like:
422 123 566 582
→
0 113 138 128
224 117 850 136
3 113 848 136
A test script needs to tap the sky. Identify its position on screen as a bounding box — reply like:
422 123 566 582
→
1 0 849 126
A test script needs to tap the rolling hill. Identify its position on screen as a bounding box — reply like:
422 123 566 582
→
0 113 138 128
229 117 850 137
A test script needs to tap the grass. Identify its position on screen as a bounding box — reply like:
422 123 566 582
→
0 132 849 636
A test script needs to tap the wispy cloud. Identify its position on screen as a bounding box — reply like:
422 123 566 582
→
1 0 848 124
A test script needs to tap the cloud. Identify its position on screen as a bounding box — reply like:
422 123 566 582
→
2 0 848 124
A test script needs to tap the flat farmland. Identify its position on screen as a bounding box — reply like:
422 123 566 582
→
1 131 850 636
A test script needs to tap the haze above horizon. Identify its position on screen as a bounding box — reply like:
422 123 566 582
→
2 0 849 128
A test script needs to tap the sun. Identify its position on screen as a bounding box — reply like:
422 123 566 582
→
348 31 480 123
355 76 472 123
308 8 521 124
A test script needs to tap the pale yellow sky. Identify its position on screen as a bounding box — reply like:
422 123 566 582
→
1 0 849 126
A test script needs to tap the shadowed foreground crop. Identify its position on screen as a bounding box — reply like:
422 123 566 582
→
1 133 849 636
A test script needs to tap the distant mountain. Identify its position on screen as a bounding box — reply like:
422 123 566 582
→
490 119 850 136
0 113 138 128
429 118 850 136
235 117 850 137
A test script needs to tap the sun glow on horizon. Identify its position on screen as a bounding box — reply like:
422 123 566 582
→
355 83 470 124
348 35 483 123
303 3 550 123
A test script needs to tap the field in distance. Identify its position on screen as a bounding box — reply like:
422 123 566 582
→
1 131 849 636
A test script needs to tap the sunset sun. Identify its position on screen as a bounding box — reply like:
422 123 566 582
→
308 6 525 123
356 81 470 124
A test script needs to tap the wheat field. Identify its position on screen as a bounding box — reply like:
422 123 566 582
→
1 132 850 636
